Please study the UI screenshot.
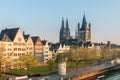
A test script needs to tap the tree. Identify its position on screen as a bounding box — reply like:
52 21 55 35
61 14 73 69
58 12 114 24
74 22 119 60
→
100 47 109 61
47 59 55 70
55 53 63 63
18 54 39 69
67 47 100 67
0 52 15 79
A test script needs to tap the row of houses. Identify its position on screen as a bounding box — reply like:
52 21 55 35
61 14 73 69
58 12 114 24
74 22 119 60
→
0 28 70 63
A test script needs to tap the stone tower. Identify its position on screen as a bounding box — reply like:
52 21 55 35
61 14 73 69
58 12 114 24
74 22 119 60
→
77 14 91 43
59 18 70 42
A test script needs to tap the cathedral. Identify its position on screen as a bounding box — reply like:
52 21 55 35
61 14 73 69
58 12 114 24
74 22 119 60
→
59 14 91 44
75 14 91 43
59 18 70 42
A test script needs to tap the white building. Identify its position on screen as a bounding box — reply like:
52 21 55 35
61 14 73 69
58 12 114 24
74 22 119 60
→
42 40 56 63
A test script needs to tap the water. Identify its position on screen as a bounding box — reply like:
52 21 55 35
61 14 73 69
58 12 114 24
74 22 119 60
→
83 68 120 80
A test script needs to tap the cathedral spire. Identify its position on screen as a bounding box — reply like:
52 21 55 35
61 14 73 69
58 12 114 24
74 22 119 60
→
61 17 64 29
89 22 91 29
81 14 87 30
78 22 80 30
66 18 69 29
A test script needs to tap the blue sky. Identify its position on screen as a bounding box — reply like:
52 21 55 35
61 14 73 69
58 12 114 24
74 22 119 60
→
0 0 120 44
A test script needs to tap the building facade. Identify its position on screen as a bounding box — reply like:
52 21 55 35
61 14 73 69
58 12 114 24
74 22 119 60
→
0 28 26 58
59 18 70 42
59 15 92 46
0 28 43 62
32 36 43 62
76 15 91 43
24 35 34 55
42 40 56 63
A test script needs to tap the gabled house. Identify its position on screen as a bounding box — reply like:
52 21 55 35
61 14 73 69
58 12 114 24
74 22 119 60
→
42 40 56 63
24 34 34 55
51 43 70 54
32 36 43 62
0 33 13 56
0 28 26 58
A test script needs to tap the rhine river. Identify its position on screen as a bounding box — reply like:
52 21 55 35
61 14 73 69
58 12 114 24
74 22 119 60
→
84 68 120 80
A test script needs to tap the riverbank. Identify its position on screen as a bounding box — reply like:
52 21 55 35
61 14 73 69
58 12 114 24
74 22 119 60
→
80 64 120 80
71 64 120 80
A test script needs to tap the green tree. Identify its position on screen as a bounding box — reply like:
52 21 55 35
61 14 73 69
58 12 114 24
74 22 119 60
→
18 54 39 69
47 59 55 70
67 47 100 67
55 53 63 63
100 47 109 61
0 52 15 79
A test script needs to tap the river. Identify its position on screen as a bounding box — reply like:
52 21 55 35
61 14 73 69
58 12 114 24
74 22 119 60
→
83 68 120 80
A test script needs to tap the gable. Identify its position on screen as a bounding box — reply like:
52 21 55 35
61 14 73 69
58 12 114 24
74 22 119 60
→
26 36 34 45
1 34 11 42
36 37 42 45
13 29 25 43
0 28 19 41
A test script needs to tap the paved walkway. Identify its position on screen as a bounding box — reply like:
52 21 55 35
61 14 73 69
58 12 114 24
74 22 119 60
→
28 61 119 80
5 60 119 80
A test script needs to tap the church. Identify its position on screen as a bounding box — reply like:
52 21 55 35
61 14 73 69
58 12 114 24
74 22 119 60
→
59 14 91 46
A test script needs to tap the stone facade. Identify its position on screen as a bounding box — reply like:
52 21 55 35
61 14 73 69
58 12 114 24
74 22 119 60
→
59 18 70 42
76 15 91 43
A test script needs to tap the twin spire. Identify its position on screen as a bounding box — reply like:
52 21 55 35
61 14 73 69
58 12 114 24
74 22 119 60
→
60 14 92 43
62 14 91 31
61 17 69 29
60 17 70 42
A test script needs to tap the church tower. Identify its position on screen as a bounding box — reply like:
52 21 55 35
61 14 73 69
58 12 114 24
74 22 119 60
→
75 22 80 39
59 18 70 42
66 19 70 39
77 14 91 43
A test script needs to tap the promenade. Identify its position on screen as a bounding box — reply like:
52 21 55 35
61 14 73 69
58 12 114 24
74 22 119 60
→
29 60 120 80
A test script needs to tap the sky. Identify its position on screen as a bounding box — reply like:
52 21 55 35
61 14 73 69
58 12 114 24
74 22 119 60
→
0 0 120 44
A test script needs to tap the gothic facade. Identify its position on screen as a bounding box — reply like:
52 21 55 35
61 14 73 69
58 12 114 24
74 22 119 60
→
59 15 91 44
76 15 91 43
59 18 70 42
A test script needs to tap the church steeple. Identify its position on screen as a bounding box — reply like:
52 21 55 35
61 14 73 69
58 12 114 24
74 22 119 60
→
81 14 87 30
78 22 80 30
61 17 64 29
66 18 70 39
66 18 69 29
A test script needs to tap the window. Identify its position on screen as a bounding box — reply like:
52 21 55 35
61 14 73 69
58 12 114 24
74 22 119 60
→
22 48 25 51
8 48 11 51
45 51 48 53
45 59 48 61
8 44 12 46
14 48 17 51
18 53 21 56
18 48 21 51
45 55 48 57
14 53 17 56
